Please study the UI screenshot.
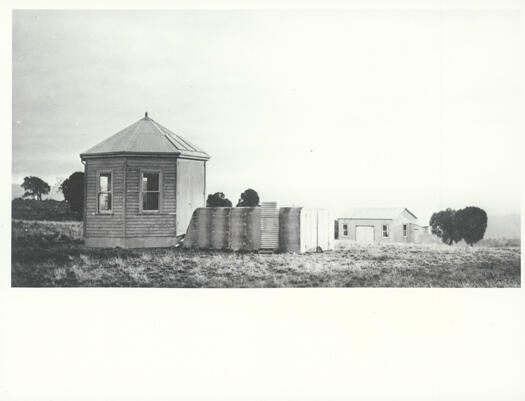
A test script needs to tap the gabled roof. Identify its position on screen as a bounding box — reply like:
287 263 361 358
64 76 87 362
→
340 207 417 220
80 113 210 160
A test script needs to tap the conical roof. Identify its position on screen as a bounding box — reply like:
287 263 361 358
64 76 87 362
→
80 113 210 160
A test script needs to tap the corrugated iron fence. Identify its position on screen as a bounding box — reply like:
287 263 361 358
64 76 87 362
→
183 204 333 253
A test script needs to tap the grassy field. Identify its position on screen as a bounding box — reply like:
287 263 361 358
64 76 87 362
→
11 220 521 288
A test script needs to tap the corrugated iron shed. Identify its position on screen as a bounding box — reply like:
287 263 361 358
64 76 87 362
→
80 112 210 160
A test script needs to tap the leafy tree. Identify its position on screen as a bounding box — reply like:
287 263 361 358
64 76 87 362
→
429 208 461 245
21 176 50 201
236 189 260 207
206 192 233 207
59 171 84 214
455 206 487 246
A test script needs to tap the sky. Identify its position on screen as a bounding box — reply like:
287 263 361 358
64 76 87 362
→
12 8 521 224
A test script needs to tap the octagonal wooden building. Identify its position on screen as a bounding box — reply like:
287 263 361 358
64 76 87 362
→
80 113 210 248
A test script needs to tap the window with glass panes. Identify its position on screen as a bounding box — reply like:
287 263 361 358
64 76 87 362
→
98 172 112 213
141 171 161 211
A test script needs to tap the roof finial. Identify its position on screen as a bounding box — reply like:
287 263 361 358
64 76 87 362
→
145 111 148 119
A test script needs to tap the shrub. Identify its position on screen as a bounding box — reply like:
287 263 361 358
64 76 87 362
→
60 171 84 214
455 206 487 246
206 192 233 207
236 189 260 207
429 208 461 245
12 198 82 221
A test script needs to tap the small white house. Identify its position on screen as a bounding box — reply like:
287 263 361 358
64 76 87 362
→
337 208 425 243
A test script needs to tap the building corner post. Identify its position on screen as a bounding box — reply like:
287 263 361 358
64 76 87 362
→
82 159 87 238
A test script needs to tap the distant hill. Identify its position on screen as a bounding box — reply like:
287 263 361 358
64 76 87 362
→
485 214 520 239
11 183 64 201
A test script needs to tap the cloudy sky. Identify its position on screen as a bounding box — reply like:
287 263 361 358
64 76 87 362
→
12 8 520 223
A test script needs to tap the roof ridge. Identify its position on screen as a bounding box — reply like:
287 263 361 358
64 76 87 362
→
149 119 181 152
159 121 204 152
124 118 147 152
172 132 203 152
148 118 164 135
340 207 412 219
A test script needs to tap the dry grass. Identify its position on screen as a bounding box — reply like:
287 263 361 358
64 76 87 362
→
11 220 521 288
12 219 83 241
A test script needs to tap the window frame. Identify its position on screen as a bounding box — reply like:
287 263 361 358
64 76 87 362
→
97 170 113 214
139 169 162 213
342 223 348 237
403 224 408 237
382 224 389 238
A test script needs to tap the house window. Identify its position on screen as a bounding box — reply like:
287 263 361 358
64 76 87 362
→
343 224 348 236
98 172 112 213
382 224 389 237
141 171 161 211
403 224 408 237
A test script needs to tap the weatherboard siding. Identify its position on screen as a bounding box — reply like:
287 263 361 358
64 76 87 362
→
84 156 178 239
337 210 418 243
338 218 394 243
125 157 177 237
392 210 417 242
85 157 125 238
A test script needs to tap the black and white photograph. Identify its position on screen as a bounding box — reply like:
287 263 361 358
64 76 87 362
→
2 2 524 401
10 8 520 288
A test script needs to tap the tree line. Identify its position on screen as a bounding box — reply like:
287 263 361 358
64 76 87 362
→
20 173 84 214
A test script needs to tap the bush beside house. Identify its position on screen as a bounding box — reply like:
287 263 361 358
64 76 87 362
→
12 198 82 221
